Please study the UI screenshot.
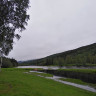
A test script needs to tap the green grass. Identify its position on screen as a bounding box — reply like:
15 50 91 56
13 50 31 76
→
60 78 96 89
29 72 53 77
58 69 96 73
0 68 96 96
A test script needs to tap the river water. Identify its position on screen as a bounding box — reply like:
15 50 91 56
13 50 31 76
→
17 66 59 69
17 66 96 69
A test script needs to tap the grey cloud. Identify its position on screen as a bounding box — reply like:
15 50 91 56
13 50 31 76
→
9 0 96 60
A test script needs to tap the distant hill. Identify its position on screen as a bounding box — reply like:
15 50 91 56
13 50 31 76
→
19 43 96 66
18 59 37 66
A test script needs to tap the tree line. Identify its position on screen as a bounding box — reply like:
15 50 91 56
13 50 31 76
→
0 57 18 68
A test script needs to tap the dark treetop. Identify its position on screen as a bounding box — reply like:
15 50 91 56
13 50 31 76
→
0 0 29 55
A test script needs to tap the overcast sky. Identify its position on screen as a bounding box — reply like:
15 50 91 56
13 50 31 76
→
9 0 96 61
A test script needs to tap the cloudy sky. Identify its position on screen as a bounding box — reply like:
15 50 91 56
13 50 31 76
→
9 0 96 61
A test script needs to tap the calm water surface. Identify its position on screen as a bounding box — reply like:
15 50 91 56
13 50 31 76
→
17 66 96 69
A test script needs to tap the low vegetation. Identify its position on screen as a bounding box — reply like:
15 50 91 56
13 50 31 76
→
58 69 96 73
0 68 96 96
1 57 18 68
29 72 53 77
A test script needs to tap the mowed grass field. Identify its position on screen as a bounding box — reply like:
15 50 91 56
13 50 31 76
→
0 68 96 96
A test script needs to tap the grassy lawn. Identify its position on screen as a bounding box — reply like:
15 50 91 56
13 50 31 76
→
0 68 96 96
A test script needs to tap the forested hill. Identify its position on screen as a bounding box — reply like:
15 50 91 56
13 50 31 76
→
20 43 96 66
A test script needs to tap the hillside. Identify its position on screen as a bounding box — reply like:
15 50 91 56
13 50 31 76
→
19 43 96 66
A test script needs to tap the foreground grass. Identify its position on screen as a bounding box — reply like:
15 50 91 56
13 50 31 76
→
0 68 96 96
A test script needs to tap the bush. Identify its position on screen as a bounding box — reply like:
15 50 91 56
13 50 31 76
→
0 57 18 68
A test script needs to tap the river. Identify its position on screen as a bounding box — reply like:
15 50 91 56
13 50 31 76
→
17 66 96 69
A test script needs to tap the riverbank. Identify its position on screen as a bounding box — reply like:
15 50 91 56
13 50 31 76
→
0 68 96 96
39 69 96 83
28 70 96 93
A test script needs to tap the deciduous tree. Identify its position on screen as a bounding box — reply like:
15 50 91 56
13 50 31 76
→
0 0 29 71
